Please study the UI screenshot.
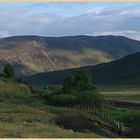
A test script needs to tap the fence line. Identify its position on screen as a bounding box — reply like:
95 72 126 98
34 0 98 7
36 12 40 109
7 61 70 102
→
36 96 126 134
74 104 125 132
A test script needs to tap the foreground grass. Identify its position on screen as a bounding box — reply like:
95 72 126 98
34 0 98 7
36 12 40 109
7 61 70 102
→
0 99 102 138
0 79 139 138
0 78 102 138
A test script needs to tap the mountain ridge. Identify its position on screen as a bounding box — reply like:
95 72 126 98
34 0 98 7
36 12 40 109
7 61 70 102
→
0 35 140 75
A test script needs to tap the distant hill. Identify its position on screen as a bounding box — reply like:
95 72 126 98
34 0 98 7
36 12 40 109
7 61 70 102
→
25 52 140 86
0 35 140 75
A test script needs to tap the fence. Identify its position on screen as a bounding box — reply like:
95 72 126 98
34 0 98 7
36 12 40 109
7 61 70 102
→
74 104 125 132
36 95 127 134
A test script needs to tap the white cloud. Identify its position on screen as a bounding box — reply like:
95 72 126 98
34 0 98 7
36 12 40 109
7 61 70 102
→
92 30 140 41
0 3 140 41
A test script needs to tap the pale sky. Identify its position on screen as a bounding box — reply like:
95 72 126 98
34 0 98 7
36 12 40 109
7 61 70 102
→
0 2 140 40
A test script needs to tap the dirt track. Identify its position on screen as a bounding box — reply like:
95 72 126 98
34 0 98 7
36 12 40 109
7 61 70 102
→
107 100 140 109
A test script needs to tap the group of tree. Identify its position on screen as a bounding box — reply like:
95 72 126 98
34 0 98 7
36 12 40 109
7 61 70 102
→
43 68 104 110
1 63 104 110
63 69 104 109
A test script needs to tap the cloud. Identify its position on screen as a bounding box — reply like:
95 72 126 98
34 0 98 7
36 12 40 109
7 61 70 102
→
0 31 10 38
0 3 140 41
92 30 140 41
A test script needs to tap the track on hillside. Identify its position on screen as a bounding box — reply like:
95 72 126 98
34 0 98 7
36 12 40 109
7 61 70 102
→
107 99 140 109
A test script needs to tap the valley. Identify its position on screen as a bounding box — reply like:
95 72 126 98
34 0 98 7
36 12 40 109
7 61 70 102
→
0 35 140 138
1 1 140 138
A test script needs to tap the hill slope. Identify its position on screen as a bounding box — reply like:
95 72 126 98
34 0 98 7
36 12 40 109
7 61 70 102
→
0 35 140 75
0 77 111 138
25 51 140 85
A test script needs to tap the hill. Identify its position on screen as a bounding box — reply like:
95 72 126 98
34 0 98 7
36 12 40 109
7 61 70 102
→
0 35 140 75
0 76 114 138
25 51 140 86
0 77 30 94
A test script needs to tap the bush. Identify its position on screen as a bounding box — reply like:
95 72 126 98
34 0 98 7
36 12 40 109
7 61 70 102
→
121 112 140 129
77 90 104 110
16 76 26 84
3 64 15 78
121 112 140 137
40 85 62 99
55 110 95 132
48 94 77 106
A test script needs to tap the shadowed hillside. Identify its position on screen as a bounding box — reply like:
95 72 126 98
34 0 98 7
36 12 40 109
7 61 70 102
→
25 51 140 85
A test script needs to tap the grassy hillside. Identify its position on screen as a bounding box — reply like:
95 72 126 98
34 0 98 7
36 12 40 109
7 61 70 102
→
25 51 140 86
1 35 140 75
0 77 30 94
0 77 116 138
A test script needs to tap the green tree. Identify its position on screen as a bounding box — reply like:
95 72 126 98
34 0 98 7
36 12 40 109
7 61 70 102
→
3 64 15 78
62 69 104 110
17 76 26 84
77 90 104 110
63 69 95 94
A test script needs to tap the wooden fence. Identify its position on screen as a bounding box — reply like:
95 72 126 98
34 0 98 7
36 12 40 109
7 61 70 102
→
74 104 126 133
35 95 127 134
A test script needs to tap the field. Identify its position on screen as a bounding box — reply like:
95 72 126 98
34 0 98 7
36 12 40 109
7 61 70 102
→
98 85 140 103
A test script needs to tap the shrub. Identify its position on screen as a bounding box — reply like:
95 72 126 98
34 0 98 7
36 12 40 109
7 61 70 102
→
48 94 77 106
16 76 26 84
55 110 95 132
41 85 62 99
77 90 104 110
121 112 140 129
121 112 140 137
3 64 15 78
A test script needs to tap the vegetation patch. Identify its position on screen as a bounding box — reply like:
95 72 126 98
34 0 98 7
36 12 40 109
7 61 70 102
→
48 94 77 106
54 110 119 137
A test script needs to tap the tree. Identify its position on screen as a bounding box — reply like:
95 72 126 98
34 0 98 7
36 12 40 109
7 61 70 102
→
17 76 26 84
62 69 104 110
3 64 15 78
63 69 95 94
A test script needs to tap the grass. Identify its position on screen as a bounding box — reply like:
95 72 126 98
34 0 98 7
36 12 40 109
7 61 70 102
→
0 78 139 137
104 106 140 127
0 77 30 94
97 85 140 103
0 99 102 138
0 78 103 138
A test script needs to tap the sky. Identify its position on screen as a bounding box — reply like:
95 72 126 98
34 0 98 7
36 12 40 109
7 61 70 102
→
0 2 140 40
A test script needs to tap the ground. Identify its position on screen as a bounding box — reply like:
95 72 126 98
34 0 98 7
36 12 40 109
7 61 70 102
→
0 95 102 138
0 78 139 138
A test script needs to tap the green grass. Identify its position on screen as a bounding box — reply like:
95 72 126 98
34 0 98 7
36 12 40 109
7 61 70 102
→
0 98 102 138
0 78 102 138
0 77 30 94
104 106 140 127
0 78 139 137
